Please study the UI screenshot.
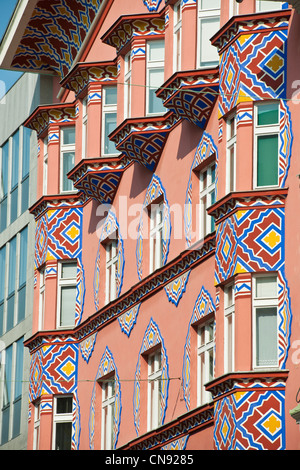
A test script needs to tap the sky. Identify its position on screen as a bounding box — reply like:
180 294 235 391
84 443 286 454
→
0 0 22 99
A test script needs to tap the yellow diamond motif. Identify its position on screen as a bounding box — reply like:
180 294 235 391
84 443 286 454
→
223 240 230 257
61 360 75 378
263 229 280 249
221 420 229 439
266 54 283 73
66 225 79 241
263 414 281 435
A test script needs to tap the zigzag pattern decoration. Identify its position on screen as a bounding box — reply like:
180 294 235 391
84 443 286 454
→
143 0 163 11
25 103 76 137
215 206 285 284
102 12 165 53
184 132 218 247
12 0 103 78
62 62 118 96
111 115 177 172
161 435 189 451
279 100 293 187
278 270 292 369
80 333 97 364
216 14 290 117
29 343 78 401
234 274 251 299
75 257 85 327
133 318 169 436
182 286 215 410
158 71 218 129
118 304 141 337
47 207 83 260
136 174 171 280
94 210 125 310
89 347 121 450
213 380 286 450
72 390 81 451
164 270 191 306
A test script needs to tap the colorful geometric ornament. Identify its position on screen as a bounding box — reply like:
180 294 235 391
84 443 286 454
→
136 174 171 280
94 209 125 310
161 435 189 450
182 286 215 410
184 132 218 247
133 318 169 436
118 304 141 337
164 270 191 306
143 0 163 11
89 347 122 450
80 333 97 364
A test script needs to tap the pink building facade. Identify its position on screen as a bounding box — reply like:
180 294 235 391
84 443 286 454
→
1 0 300 450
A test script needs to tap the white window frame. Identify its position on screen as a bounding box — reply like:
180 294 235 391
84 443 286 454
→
226 113 236 194
224 283 235 374
197 0 220 68
199 162 216 239
253 101 280 189
33 400 40 450
147 349 162 431
197 319 214 406
256 1 284 12
252 274 278 369
229 0 239 17
146 40 165 116
102 86 118 156
52 395 73 450
173 1 182 73
124 52 132 120
149 202 164 274
38 267 45 331
101 376 115 450
57 261 77 329
60 126 75 194
105 238 118 304
43 137 48 196
82 97 88 159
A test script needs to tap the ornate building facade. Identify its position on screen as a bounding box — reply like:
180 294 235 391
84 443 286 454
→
1 0 300 450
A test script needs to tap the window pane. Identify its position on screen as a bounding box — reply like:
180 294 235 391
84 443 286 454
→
1 407 10 445
12 397 22 439
201 0 220 9
0 302 4 337
61 262 77 279
19 226 28 287
256 276 277 298
10 187 18 223
18 285 26 323
149 41 165 62
14 338 24 399
257 103 279 126
104 87 117 105
257 135 278 186
60 286 76 327
56 396 73 414
199 18 220 66
6 294 15 332
148 69 165 114
55 422 72 450
11 130 19 189
21 176 29 213
0 198 7 232
62 152 75 191
8 237 16 295
1 141 9 197
62 127 75 145
257 1 283 12
22 127 31 178
0 246 6 302
256 307 277 366
3 345 13 406
104 113 117 154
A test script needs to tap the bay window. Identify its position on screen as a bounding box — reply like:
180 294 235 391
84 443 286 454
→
102 86 118 156
199 162 216 239
52 395 73 450
253 274 278 368
60 126 75 193
147 349 162 431
197 0 220 68
197 320 214 405
254 101 279 188
146 40 165 115
101 376 115 450
224 283 235 373
226 114 236 194
57 261 77 328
